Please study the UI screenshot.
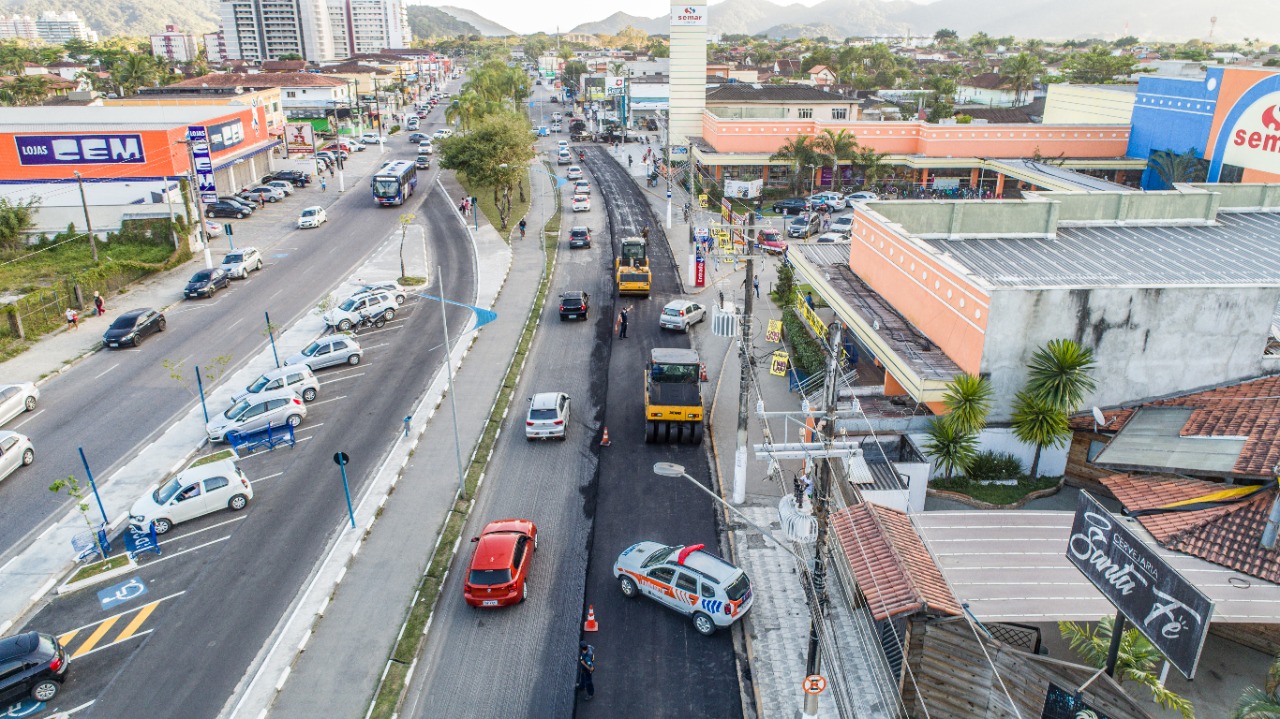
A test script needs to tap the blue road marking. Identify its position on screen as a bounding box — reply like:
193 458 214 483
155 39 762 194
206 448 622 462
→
98 576 148 611
1 699 46 717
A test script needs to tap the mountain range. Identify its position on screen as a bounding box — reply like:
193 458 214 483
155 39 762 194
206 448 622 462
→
434 5 515 37
406 5 480 39
0 0 218 37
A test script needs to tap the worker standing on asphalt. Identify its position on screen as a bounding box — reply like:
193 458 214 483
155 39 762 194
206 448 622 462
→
576 642 595 701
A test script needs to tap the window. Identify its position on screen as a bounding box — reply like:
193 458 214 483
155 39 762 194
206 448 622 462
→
831 108 847 120
648 566 676 584
205 476 229 492
700 582 716 598
0 659 23 682
177 484 202 501
675 572 698 593
286 91 296 98
512 537 528 568
797 108 813 119
1087 440 1107 463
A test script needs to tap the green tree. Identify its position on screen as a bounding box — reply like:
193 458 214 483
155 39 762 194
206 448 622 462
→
0 197 39 251
922 416 979 480
560 60 588 88
769 134 821 195
1234 655 1280 719
648 39 669 58
1025 338 1097 413
1148 147 1207 188
848 144 889 188
111 53 160 96
934 28 958 44
0 74 50 106
1000 52 1043 105
815 128 859 192
941 373 993 435
437 112 534 230
1063 46 1137 83
1010 390 1070 478
1059 617 1195 719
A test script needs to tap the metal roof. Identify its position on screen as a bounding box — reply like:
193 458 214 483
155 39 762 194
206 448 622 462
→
0 106 236 132
1092 406 1247 475
997 159 1135 192
914 510 1280 623
921 211 1280 288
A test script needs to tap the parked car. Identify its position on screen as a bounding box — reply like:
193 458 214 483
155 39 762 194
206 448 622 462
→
102 308 165 348
128 458 253 534
786 213 821 238
568 226 592 249
558 291 589 320
0 383 39 426
771 198 810 215
265 180 296 197
234 365 319 404
0 631 67 703
573 180 591 195
285 333 362 370
432 128 453 139
244 186 286 203
613 541 754 636
297 206 328 229
571 194 591 212
356 280 408 305
204 220 223 237
217 196 256 213
525 391 570 440
0 431 33 484
659 300 706 332
360 133 385 144
324 290 397 331
206 388 306 442
221 247 263 279
816 231 844 243
263 170 312 187
829 215 854 237
844 190 878 202
808 191 846 210
184 267 232 298
408 132 429 143
754 228 788 255
206 201 249 219
347 140 367 151
463 519 538 607
566 165 583 180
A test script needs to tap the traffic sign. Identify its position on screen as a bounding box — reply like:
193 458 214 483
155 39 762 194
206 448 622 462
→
803 674 826 694
333 451 350 466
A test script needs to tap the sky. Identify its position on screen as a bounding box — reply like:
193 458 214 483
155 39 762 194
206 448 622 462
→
416 0 842 37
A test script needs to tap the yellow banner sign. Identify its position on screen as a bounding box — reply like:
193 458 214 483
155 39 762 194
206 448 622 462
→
765 319 782 343
770 350 790 376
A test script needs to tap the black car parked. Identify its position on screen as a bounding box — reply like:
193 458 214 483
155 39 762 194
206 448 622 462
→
558 291 589 321
0 632 68 704
771 198 809 215
184 267 231 298
206 201 248 219
217 196 256 214
264 170 311 187
103 308 166 348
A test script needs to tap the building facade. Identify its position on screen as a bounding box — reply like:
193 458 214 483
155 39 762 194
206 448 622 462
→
667 0 707 146
0 11 97 43
218 0 336 63
150 26 201 63
327 0 409 57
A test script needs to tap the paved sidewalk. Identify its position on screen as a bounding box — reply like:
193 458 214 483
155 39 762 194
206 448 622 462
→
257 164 546 719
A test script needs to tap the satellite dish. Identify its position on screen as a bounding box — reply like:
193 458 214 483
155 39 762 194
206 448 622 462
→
1091 406 1107 427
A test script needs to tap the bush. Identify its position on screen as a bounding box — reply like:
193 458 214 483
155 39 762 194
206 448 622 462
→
965 450 1023 483
781 309 825 376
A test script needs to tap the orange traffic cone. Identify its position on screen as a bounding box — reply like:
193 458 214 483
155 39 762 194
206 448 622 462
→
584 605 599 632
600 427 611 446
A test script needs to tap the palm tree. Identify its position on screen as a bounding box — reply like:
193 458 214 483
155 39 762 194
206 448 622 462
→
1234 655 1280 719
1059 617 1195 719
770 135 820 195
111 53 159 96
922 417 978 480
1149 148 1207 189
850 145 888 189
1000 52 1043 105
816 129 859 192
1025 338 1097 413
1010 390 1070 478
942 373 993 435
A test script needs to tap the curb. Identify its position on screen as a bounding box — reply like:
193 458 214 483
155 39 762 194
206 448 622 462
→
56 555 138 596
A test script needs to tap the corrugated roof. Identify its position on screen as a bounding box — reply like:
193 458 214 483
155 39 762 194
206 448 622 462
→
831 504 961 621
0 105 238 131
922 211 1280 288
1092 407 1247 475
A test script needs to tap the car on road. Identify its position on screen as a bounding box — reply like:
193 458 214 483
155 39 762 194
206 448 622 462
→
613 541 754 636
525 391 570 440
432 128 453 139
568 226 592 248
786 213 821 238
0 431 34 484
754 227 788 255
298 205 327 229
244 185 286 203
234 365 320 403
573 180 591 195
356 280 408 305
551 111 562 121
418 142 434 155
285 333 362 370
659 300 706 332
324 290 397 331
571 194 590 212
0 631 67 704
557 150 572 165
184 267 232 298
829 214 854 238
265 180 296 197
206 387 307 442
558 290 588 320
844 190 878 202
406 118 420 130
360 133 385 144
550 122 562 133
536 126 549 137
565 165 583 180
416 155 431 170
221 247 263 279
205 200 249 219
0 383 38 426
807 191 846 210
464 519 538 607
770 197 809 215
408 132 429 143
204 220 223 237
102 308 165 348
129 458 253 534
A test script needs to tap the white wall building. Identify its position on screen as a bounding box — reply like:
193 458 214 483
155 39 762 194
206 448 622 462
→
218 0 337 63
204 32 228 64
668 0 707 145
328 0 409 56
0 11 97 43
151 26 200 63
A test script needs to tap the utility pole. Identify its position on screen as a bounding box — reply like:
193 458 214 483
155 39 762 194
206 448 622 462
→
803 320 842 718
687 139 696 246
733 221 755 504
72 171 99 263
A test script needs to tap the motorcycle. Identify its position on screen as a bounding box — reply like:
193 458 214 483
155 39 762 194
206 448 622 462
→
353 307 392 331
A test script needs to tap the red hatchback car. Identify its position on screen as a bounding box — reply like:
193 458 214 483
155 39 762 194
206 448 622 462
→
463 519 538 607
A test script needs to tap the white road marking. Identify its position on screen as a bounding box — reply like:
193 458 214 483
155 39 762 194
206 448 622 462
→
160 515 246 542
63 700 95 716
250 471 285 484
140 536 232 568
11 409 44 429
227 317 245 329
362 342 390 350
309 396 347 407
58 590 187 635
319 373 364 384
270 289 284 300
94 363 120 379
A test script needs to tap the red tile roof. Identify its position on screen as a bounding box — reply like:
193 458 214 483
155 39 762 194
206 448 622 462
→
170 72 345 89
1102 474 1280 584
1070 375 1280 477
260 60 307 72
831 504 961 621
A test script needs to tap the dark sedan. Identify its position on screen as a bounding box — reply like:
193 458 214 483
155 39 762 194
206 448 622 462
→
102 308 165 348
206 201 248 219
568 226 592 249
217 196 256 214
771 198 809 215
264 170 311 187
184 267 231 298
0 631 67 704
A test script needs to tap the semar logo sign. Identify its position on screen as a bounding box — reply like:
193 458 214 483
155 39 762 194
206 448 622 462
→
1222 91 1280 175
671 4 707 25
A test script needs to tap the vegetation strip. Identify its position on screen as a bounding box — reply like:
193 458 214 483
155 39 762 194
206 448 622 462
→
367 162 559 719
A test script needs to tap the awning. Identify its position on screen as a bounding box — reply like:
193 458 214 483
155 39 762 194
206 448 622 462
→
212 140 281 172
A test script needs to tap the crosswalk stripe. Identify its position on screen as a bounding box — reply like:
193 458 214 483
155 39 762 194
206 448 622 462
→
57 629 79 646
114 601 158 642
73 616 120 657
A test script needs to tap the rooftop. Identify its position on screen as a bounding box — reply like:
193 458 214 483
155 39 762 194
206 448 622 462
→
0 105 238 131
169 73 346 89
921 211 1280 289
706 83 848 104
317 62 391 76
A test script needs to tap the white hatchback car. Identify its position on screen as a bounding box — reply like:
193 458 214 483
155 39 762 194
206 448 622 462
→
298 206 327 229
0 430 34 484
206 388 306 442
129 458 253 535
234 365 320 403
613 541 754 636
659 300 706 332
571 194 590 212
525 392 570 441
221 247 263 279
0 383 38 426
323 290 397 331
